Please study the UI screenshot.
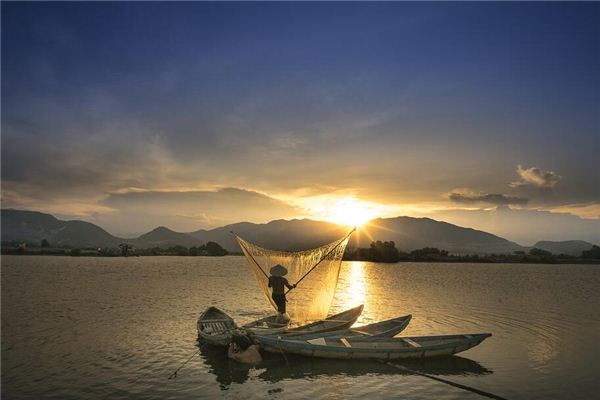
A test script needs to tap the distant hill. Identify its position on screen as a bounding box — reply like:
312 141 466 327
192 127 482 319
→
190 216 525 254
190 219 348 252
352 217 525 254
533 240 595 256
131 226 203 248
1 209 121 248
1 209 204 249
1 208 577 255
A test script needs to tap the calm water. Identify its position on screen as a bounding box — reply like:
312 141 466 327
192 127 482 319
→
2 256 599 400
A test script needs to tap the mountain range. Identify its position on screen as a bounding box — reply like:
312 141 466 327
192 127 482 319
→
1 209 596 255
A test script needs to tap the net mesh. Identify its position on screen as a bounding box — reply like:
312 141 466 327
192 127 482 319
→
235 233 351 322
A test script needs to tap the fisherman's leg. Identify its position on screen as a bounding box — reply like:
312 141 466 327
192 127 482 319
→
280 295 287 314
273 294 287 322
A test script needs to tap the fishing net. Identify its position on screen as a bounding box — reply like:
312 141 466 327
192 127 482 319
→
235 232 352 322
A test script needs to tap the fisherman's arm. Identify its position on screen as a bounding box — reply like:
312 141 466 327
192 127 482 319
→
284 278 296 289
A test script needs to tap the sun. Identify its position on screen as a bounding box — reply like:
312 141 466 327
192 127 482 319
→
324 198 380 227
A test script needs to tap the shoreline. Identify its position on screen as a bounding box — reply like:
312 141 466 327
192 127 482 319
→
2 251 598 265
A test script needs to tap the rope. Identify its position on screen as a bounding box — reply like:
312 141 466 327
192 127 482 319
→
168 349 200 379
276 336 290 366
231 231 269 279
382 361 509 400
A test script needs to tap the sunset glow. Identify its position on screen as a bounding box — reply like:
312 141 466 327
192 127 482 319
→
1 3 599 400
1 2 598 243
311 197 382 227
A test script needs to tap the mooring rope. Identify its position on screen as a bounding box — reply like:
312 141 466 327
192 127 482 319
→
275 336 290 366
382 361 509 400
168 349 200 379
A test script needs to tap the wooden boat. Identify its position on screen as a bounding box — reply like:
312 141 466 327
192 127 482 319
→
285 314 412 339
350 315 413 337
255 333 492 360
245 304 364 336
242 315 289 330
197 306 238 346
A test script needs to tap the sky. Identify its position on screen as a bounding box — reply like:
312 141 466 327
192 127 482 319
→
2 2 599 244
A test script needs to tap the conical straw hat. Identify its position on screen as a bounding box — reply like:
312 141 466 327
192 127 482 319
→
270 264 288 276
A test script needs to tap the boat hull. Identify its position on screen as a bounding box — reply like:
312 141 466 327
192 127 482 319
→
197 306 237 347
255 333 491 360
284 314 412 340
246 304 364 336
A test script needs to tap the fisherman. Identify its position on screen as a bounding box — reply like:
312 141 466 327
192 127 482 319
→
228 332 262 364
268 264 296 323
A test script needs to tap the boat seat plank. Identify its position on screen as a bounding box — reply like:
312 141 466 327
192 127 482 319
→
350 329 373 336
340 337 352 348
402 338 422 348
307 338 327 346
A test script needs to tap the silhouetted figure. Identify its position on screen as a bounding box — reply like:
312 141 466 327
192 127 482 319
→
268 264 296 322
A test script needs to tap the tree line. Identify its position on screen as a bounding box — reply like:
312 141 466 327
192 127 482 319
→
2 239 229 257
343 241 600 264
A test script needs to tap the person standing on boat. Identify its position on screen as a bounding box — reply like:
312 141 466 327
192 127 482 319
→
268 264 296 322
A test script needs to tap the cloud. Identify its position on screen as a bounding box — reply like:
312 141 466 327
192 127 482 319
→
545 202 600 220
448 190 529 206
91 187 305 236
510 165 561 188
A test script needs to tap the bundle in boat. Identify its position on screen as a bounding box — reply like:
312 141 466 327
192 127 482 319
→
254 333 492 360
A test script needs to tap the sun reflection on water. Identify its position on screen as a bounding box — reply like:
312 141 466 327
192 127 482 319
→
338 261 367 315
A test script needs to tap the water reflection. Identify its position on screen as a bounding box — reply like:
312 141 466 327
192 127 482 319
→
337 262 366 312
5 257 598 400
199 343 492 390
257 354 492 383
198 343 251 390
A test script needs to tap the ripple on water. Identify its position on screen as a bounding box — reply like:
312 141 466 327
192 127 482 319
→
2 257 599 400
